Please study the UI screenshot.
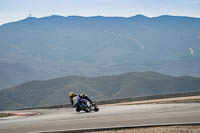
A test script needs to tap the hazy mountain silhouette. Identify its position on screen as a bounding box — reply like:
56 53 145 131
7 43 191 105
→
0 15 200 89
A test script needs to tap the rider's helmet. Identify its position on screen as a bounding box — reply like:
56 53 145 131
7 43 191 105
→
68 91 76 98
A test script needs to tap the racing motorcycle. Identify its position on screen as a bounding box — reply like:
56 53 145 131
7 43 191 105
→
73 96 99 113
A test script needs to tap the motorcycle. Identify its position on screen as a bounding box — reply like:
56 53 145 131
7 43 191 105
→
73 96 99 113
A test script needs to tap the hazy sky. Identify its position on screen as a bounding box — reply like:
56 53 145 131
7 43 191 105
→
1 0 200 25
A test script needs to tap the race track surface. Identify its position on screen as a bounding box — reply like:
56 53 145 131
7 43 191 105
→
0 103 200 133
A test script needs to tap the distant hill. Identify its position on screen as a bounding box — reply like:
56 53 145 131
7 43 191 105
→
0 95 25 110
0 15 200 89
0 63 46 89
0 71 200 110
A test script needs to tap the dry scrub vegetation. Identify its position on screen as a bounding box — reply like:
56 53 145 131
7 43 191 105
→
0 113 13 118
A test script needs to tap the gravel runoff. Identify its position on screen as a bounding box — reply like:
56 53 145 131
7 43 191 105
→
87 125 200 133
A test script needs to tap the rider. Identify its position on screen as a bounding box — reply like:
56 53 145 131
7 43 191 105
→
68 91 95 111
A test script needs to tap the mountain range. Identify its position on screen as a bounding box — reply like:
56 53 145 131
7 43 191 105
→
0 71 200 111
0 15 200 89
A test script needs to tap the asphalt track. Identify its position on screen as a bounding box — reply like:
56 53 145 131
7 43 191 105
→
0 103 200 133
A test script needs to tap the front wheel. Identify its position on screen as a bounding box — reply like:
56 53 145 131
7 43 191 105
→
94 107 99 112
76 107 81 112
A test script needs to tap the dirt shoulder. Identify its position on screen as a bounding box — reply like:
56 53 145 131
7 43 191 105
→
88 125 200 133
105 95 200 106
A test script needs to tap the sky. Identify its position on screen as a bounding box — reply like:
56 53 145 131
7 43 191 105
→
1 0 200 25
